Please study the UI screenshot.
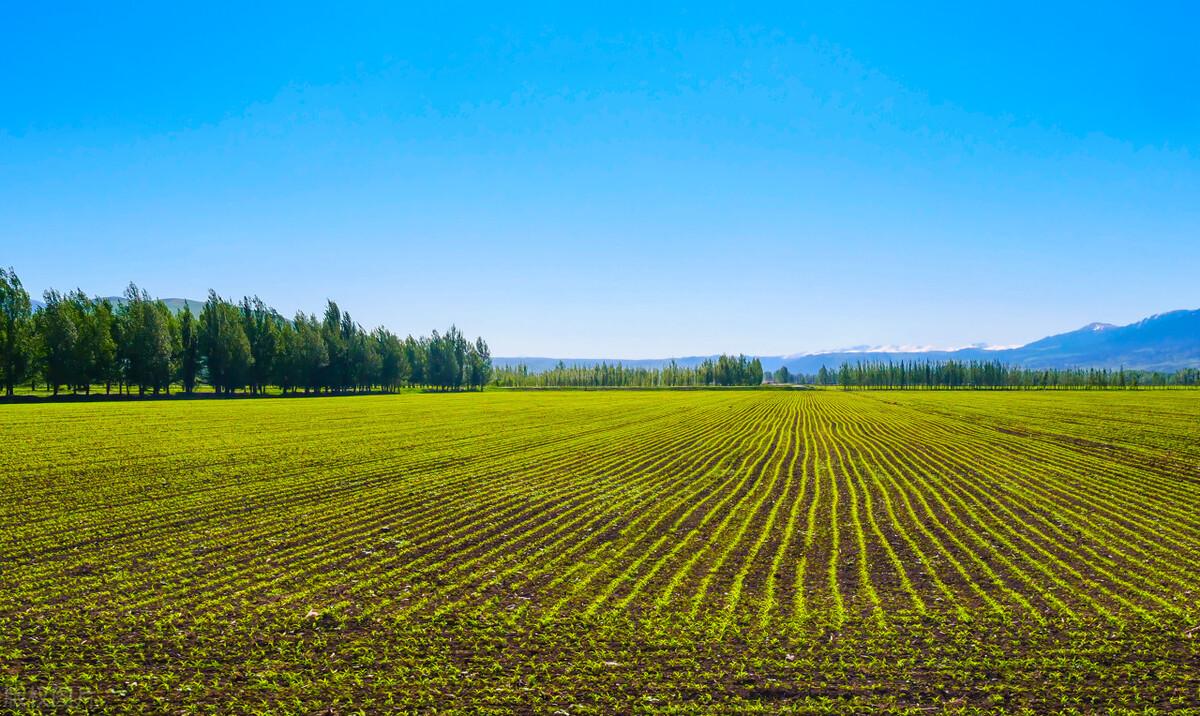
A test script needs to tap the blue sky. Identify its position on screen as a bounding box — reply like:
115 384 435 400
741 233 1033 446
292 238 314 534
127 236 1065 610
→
2 3 1197 357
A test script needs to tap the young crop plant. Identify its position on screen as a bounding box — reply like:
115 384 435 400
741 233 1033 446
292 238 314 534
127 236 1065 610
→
1 389 1198 711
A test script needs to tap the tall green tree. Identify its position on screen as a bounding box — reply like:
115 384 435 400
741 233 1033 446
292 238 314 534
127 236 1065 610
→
404 336 426 387
241 297 279 395
35 290 80 396
156 301 181 394
179 306 199 394
118 285 175 395
371 328 401 392
320 301 347 392
427 329 462 390
199 291 252 395
274 319 300 393
448 325 469 390
88 298 119 394
467 337 492 390
348 328 380 392
294 312 328 393
0 267 34 396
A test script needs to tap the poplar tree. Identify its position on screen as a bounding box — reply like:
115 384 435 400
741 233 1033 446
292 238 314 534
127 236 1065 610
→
35 290 79 395
0 268 33 396
179 307 199 394
199 291 252 395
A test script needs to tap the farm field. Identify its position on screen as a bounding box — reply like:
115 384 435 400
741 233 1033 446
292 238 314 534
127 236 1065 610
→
1 390 1198 713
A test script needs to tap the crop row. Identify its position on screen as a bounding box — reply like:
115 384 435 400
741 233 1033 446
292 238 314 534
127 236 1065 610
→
2 389 1198 711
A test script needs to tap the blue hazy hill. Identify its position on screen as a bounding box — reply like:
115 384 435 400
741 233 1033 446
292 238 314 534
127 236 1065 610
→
496 309 1200 373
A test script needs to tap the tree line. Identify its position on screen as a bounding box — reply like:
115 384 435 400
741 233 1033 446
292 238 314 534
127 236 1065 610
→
778 359 1200 389
493 354 764 388
0 267 491 397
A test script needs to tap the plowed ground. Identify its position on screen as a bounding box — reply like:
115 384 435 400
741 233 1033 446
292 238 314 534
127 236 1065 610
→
2 390 1198 712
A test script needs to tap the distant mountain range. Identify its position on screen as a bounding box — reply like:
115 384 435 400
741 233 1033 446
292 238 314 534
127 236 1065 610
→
496 309 1200 373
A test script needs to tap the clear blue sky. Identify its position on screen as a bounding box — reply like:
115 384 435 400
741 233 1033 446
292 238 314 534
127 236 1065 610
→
2 3 1197 357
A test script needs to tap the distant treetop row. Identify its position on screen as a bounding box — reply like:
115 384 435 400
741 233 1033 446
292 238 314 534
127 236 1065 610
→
0 267 490 397
4 265 1196 399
